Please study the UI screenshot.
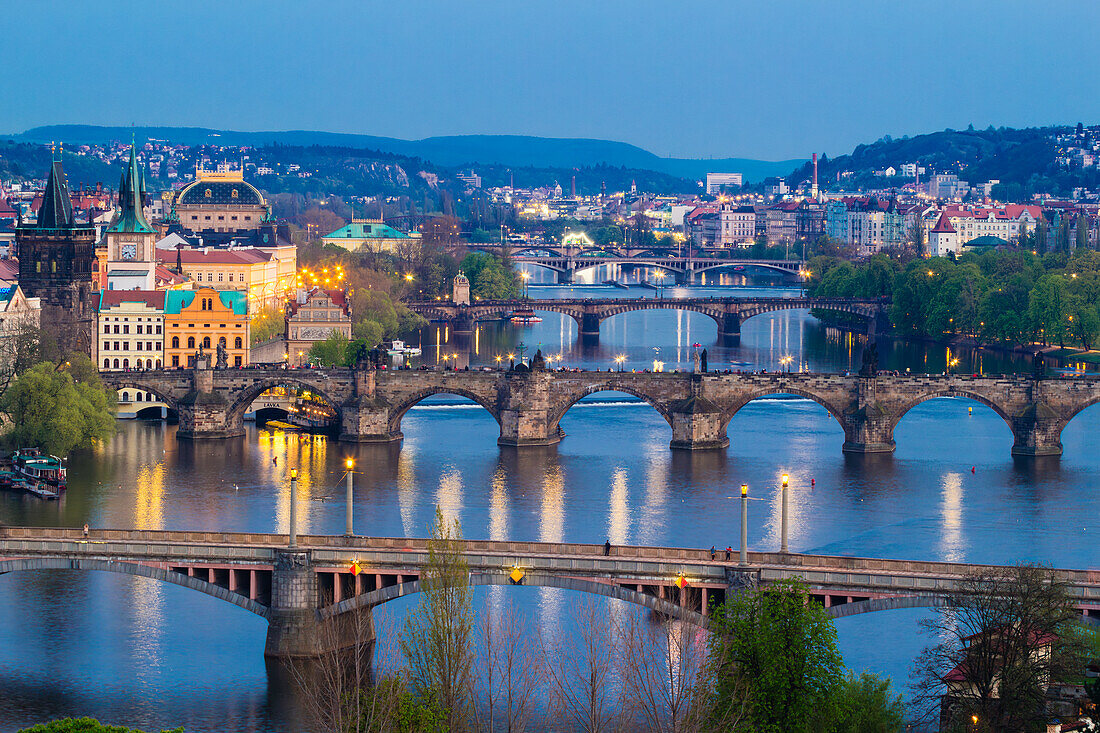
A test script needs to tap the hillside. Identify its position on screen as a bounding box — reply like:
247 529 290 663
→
14 125 802 183
786 125 1100 197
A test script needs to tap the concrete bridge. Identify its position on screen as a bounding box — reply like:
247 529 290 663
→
469 243 803 284
101 366 1100 456
406 296 888 340
1 527 1097 658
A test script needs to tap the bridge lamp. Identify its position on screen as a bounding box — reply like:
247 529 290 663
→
289 469 299 549
780 474 790 553
615 354 626 371
405 273 414 282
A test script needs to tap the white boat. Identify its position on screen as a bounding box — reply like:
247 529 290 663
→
386 339 422 356
15 478 60 500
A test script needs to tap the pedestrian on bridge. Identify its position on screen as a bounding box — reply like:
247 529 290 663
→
710 545 716 560
82 523 88 538
725 546 732 561
604 539 611 556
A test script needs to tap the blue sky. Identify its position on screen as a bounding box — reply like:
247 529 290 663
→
4 0 1100 160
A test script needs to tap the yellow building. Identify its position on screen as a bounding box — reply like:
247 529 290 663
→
155 245 296 311
164 288 249 368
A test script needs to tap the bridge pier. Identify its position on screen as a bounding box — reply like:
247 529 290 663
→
265 550 375 659
559 268 576 285
176 364 243 439
1010 405 1064 456
669 393 728 450
580 312 601 337
449 314 474 334
840 378 896 453
498 370 561 447
718 311 741 345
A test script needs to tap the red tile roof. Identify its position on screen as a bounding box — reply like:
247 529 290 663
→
154 248 272 266
932 212 956 233
99 290 166 309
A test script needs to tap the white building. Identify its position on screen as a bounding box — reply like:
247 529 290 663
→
706 173 743 194
98 290 168 417
929 212 960 257
718 204 757 247
944 205 1040 244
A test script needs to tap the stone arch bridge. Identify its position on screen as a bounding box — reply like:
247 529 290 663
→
102 366 1100 457
1 527 1097 658
407 296 888 341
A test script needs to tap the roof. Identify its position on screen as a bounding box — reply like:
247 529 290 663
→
107 143 155 235
288 287 350 317
0 260 19 282
176 179 264 207
155 248 272 266
164 288 248 315
932 212 956 233
155 265 190 286
99 290 166 311
964 235 1010 247
323 221 411 240
36 161 73 229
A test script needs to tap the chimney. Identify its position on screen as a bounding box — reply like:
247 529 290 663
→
571 174 576 199
811 153 819 200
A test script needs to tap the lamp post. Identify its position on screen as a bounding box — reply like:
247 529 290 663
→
780 473 790 553
615 354 626 372
345 458 354 536
289 468 298 548
740 483 748 565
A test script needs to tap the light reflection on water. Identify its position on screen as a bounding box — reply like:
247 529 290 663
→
0 297 1095 732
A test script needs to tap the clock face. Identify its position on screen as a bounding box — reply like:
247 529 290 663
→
121 244 137 260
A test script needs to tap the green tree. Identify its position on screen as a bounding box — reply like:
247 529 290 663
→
817 673 906 733
707 579 845 732
908 218 926 256
1028 273 1071 345
400 507 474 731
459 252 520 300
0 358 116 456
1076 214 1090 252
250 306 284 345
308 331 352 366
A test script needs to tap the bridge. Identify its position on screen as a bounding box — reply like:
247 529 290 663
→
469 243 803 285
406 296 888 340
1 527 1097 658
101 366 1100 456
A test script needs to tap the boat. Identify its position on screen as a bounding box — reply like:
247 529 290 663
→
15 477 60 500
12 448 66 490
385 339 422 356
510 307 542 324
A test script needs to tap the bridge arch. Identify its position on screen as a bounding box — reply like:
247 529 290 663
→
548 385 675 432
720 387 850 432
387 388 502 436
890 390 1016 436
226 377 344 426
101 379 180 411
321 572 709 628
0 557 269 618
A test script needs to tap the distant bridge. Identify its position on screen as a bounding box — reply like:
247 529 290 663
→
2 527 1097 658
406 296 888 340
469 243 804 284
101 365 1097 457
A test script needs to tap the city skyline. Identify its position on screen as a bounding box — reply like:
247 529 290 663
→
4 1 1100 160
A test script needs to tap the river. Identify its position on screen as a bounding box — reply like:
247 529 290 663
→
1 282 1096 732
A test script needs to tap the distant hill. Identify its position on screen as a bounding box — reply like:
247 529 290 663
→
14 125 803 184
786 125 1099 197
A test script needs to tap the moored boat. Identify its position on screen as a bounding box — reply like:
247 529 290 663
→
14 477 60 500
385 339 422 356
13 448 67 490
510 307 542 324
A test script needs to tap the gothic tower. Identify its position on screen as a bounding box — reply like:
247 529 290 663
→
105 143 157 290
15 155 98 355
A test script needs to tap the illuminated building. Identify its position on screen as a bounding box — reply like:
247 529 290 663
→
164 288 249 367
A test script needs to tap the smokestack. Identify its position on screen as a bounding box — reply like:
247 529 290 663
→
811 153 819 200
571 175 576 199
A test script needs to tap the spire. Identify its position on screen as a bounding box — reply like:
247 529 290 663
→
37 159 74 229
107 142 154 234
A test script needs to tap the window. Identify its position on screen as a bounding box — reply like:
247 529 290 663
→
205 215 211 221
218 336 226 347
155 325 162 335
137 324 143 335
191 215 198 221
234 336 243 349
136 391 143 401
121 391 129 402
172 355 179 367
218 216 224 221
113 359 120 369
234 356 242 367
114 324 120 334
137 342 143 351
218 272 224 282
103 324 110 333
155 360 161 369
122 359 129 369
231 189 239 199
228 274 233 282
123 325 130 334
171 336 179 349
204 188 212 198
187 336 195 349
103 358 110 369
103 342 110 351
202 337 211 349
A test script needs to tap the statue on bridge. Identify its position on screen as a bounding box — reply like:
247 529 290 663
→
530 349 546 371
858 343 879 377
215 342 228 369
1032 351 1046 380
701 348 708 373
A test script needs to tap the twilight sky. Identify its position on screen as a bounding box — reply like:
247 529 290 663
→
4 0 1100 160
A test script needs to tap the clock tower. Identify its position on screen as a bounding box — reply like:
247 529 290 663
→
105 142 157 290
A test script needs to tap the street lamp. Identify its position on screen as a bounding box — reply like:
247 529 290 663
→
495 354 504 369
654 269 666 298
780 473 790 553
780 355 794 373
740 484 748 565
520 271 531 299
615 354 626 372
289 468 298 548
345 458 355 536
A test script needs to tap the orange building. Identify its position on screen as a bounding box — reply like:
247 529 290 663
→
164 287 249 368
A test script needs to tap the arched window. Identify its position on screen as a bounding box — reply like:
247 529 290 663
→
103 358 110 369
155 360 161 369
121 391 129 402
122 358 129 369
187 337 195 349
202 336 211 349
171 336 179 349
204 188 212 198
218 336 226 347
113 358 120 369
234 336 242 349
136 392 143 402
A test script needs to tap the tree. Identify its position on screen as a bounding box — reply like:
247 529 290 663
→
251 306 285 345
459 252 520 300
470 604 544 732
400 507 475 731
1077 214 1091 252
910 564 1089 732
1028 274 1071 345
908 218 927 256
308 331 352 367
707 579 845 733
18 719 182 733
0 357 116 456
820 673 906 733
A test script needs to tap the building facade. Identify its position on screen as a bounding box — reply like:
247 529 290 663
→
164 288 249 368
169 163 270 233
285 288 352 366
718 204 756 247
321 219 416 254
98 290 165 371
155 245 296 311
104 144 157 291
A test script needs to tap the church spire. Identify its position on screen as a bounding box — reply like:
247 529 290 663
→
37 156 74 229
108 141 154 234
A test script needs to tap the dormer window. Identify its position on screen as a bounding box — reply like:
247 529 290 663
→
231 189 239 199
204 189 212 198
